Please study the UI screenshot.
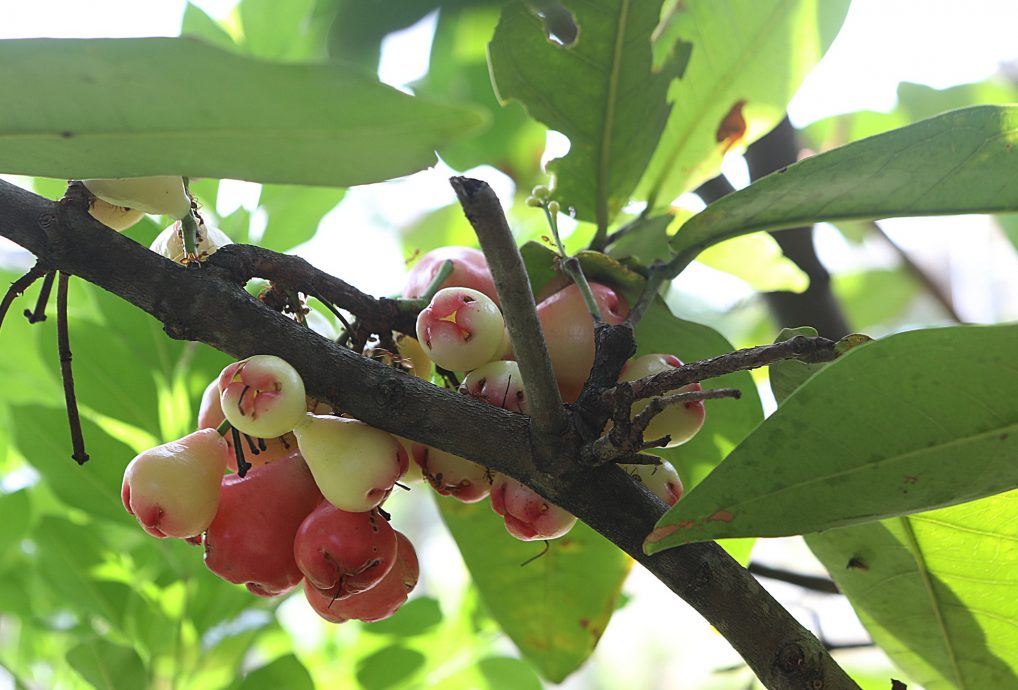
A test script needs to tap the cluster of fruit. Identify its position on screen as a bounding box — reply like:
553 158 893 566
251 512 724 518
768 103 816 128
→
101 176 705 622
402 247 705 539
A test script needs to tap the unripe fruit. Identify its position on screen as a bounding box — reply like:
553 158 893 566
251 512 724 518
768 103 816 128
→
83 176 191 219
203 451 323 597
87 197 145 231
416 287 505 372
403 246 498 305
619 460 684 506
460 360 528 414
150 219 231 264
292 415 408 512
490 475 576 541
619 354 705 447
294 504 397 599
412 444 492 503
121 429 229 539
304 531 419 623
218 355 307 440
197 379 296 472
535 282 628 402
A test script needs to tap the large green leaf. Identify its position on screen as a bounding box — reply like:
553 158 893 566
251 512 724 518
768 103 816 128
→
438 498 630 682
0 38 484 186
806 492 1018 690
640 0 850 207
489 0 690 231
257 184 345 252
645 325 1018 552
239 0 319 61
670 106 1018 267
67 638 149 690
417 5 546 181
11 406 135 523
236 654 315 690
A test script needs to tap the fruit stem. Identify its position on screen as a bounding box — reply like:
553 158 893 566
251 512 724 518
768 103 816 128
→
179 210 200 261
421 259 455 302
56 271 89 465
23 269 56 324
215 418 231 436
0 262 47 334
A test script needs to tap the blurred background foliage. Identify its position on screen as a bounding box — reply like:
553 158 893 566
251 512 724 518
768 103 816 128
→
1 1 1017 689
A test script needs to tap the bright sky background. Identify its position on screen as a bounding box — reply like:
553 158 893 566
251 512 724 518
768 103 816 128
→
2 3 1018 688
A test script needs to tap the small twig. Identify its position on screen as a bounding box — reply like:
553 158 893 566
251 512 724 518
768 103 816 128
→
24 269 56 323
584 387 741 466
450 176 568 441
0 263 47 333
606 335 838 404
624 263 668 329
869 221 962 323
561 256 603 321
630 388 741 440
613 453 663 466
56 272 88 465
748 562 840 595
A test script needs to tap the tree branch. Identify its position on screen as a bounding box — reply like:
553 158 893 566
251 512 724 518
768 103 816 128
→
0 178 861 690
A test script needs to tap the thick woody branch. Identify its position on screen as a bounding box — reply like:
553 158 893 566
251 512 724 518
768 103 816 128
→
449 177 569 450
0 178 861 690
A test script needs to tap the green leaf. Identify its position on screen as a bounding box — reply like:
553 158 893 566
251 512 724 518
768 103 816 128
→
806 491 1018 690
489 0 690 230
181 3 237 51
670 106 1018 267
646 325 1018 552
363 597 443 637
11 406 135 523
257 184 345 252
356 645 427 690
0 38 484 186
697 232 809 293
996 214 1018 255
67 638 148 690
438 498 630 682
640 0 850 207
237 654 315 690
239 0 317 60
477 656 543 690
0 490 31 569
605 215 675 265
418 5 546 181
833 269 919 332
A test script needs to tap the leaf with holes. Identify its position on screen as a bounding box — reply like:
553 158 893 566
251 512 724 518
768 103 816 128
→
640 0 850 207
489 0 690 233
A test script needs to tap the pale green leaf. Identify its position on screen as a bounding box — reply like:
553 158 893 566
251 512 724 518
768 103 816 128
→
641 0 850 207
646 325 1018 552
438 498 630 682
0 38 485 186
806 492 1018 690
670 106 1018 268
697 232 809 293
237 654 315 690
489 0 690 231
67 638 148 690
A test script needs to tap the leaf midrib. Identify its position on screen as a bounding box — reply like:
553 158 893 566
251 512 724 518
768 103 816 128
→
699 420 1018 514
899 516 967 689
597 0 631 234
